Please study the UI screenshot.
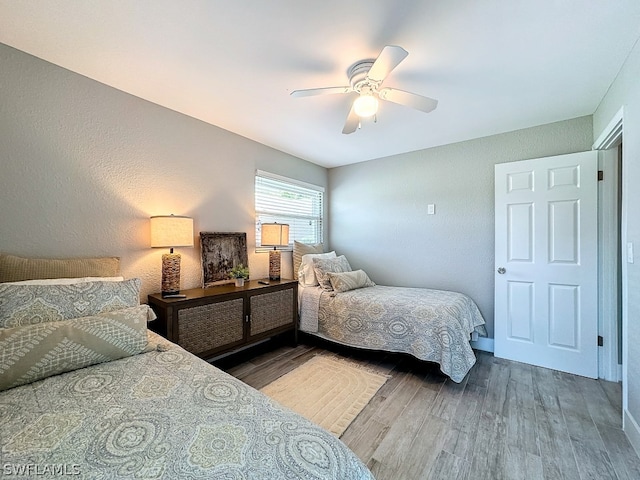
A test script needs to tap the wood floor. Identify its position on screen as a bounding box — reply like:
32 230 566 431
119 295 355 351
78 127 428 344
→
213 336 640 480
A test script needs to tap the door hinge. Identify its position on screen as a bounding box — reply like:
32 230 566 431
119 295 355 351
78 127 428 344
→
598 170 604 181
598 335 604 346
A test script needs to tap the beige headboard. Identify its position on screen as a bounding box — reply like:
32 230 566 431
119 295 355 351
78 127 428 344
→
0 254 120 283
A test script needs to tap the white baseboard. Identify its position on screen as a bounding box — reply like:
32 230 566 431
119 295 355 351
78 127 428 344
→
624 409 640 457
471 337 494 353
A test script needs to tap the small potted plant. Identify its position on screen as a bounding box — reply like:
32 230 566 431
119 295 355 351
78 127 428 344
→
229 264 250 287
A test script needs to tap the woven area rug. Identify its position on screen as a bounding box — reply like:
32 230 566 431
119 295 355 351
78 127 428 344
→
260 355 389 437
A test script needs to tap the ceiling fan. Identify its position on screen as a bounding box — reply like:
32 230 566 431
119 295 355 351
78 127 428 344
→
291 45 438 134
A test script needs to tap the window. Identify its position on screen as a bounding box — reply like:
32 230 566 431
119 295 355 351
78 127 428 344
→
255 170 324 251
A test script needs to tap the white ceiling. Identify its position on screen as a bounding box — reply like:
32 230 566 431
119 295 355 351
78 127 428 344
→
1 1 639 168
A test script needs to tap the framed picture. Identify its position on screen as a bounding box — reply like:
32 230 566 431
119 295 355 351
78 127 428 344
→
200 232 248 287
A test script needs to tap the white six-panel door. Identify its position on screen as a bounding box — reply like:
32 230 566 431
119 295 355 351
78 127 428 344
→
494 151 598 378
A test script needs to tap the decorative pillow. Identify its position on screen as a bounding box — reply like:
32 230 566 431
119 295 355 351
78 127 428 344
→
312 255 352 291
0 305 151 391
299 251 336 286
5 276 124 285
327 270 375 293
0 278 141 328
293 241 324 280
0 254 120 283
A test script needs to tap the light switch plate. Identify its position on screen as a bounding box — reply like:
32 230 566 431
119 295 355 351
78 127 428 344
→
628 242 634 264
427 204 435 215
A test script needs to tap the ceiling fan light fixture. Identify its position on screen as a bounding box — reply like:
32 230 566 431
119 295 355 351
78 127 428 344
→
353 93 378 118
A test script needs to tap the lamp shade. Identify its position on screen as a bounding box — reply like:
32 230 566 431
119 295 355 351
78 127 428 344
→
261 223 290 247
150 215 194 248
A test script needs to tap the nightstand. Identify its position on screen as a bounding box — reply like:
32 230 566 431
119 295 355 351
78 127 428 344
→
148 279 298 359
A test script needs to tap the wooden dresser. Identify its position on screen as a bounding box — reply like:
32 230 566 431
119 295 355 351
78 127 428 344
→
148 279 297 359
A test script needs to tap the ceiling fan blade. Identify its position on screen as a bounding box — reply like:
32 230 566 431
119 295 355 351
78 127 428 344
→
342 105 359 134
367 45 409 83
290 86 351 97
379 87 438 113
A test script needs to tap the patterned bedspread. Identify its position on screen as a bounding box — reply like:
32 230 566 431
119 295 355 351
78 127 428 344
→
300 285 487 383
0 332 373 480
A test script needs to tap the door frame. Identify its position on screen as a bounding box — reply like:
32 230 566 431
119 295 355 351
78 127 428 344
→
598 147 620 381
593 107 625 403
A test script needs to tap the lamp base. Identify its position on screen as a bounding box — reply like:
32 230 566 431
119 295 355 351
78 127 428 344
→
268 249 281 281
161 253 181 296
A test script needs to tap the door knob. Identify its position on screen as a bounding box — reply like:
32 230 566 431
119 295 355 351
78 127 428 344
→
497 267 506 274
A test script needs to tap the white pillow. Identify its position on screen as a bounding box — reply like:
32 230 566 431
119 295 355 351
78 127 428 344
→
4 276 124 285
299 251 336 286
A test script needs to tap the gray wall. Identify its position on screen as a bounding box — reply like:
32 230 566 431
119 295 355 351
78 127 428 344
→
328 117 593 339
594 36 640 448
0 43 327 300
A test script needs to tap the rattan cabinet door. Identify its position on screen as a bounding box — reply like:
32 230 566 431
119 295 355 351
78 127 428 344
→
249 288 294 336
177 298 244 354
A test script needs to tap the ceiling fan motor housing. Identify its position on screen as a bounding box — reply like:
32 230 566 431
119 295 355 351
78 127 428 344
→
348 61 379 93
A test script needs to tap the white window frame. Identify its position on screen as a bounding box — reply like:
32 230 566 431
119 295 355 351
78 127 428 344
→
255 170 324 252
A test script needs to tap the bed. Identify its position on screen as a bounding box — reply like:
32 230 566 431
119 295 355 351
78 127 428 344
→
0 254 373 480
294 246 487 383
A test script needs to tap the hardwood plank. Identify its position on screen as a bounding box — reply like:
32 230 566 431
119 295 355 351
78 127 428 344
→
340 363 411 434
553 371 590 418
483 360 511 416
597 422 640 480
427 450 470 480
240 347 328 388
467 350 493 388
576 376 623 428
570 434 619 480
430 376 468 421
369 386 439 474
340 418 389 465
505 377 539 456
508 360 534 387
370 370 426 425
600 379 623 415
531 365 562 413
558 382 619 480
504 445 544 480
442 382 487 459
469 411 508 480
533 391 581 480
224 360 257 378
391 413 449 480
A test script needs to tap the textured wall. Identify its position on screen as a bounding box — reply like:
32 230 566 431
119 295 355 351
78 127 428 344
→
594 37 640 444
328 116 593 339
0 44 327 300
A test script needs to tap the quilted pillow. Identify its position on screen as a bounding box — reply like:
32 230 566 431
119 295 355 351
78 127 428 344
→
0 254 120 283
293 241 324 280
327 270 375 293
0 305 152 391
5 276 124 285
312 255 352 291
0 278 141 328
299 251 336 286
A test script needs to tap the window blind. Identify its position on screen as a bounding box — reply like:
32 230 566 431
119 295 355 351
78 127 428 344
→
255 171 324 250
